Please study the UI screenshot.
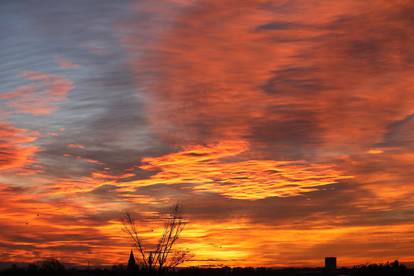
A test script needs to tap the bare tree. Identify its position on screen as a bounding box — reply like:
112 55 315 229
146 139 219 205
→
123 204 193 272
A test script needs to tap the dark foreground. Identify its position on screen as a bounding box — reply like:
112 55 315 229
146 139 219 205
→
1 261 413 276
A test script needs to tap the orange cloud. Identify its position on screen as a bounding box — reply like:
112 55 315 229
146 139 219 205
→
131 140 351 200
124 0 278 144
0 123 38 171
91 171 135 180
123 0 414 158
0 183 133 266
116 0 414 266
67 144 85 149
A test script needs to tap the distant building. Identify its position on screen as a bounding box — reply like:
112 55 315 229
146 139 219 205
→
325 257 337 270
127 250 138 273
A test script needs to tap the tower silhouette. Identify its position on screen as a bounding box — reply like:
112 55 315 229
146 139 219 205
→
127 249 138 274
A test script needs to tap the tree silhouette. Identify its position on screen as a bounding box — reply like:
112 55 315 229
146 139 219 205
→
39 258 65 273
123 204 192 272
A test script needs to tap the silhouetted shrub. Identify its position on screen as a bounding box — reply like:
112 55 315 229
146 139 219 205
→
39 258 65 273
351 260 407 276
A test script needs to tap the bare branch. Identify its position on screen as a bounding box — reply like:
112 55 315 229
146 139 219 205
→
122 213 148 266
167 249 194 269
122 204 191 272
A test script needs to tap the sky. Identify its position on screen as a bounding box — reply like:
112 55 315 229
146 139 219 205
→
1 0 414 268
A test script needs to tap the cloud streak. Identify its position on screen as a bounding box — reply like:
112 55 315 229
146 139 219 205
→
1 71 73 115
0 122 38 172
135 140 351 199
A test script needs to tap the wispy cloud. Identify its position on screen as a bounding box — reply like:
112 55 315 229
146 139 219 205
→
135 140 351 199
55 56 80 69
0 122 38 172
1 71 73 115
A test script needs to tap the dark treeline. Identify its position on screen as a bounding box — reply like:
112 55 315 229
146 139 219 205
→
0 259 413 276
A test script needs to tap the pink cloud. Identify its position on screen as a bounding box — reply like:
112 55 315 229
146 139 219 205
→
55 56 80 69
1 71 73 116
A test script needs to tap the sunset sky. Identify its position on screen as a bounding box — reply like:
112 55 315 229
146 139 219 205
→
1 0 414 268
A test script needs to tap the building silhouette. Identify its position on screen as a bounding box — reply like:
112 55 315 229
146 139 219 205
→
325 257 337 270
127 250 138 273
